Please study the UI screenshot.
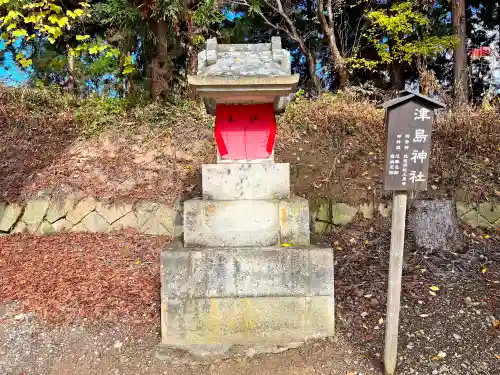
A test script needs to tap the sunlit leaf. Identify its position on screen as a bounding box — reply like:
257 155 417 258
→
49 3 63 13
56 17 69 28
431 351 446 361
48 14 58 24
12 29 27 37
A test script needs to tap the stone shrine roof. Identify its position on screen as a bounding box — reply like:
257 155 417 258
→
189 37 298 115
197 37 292 77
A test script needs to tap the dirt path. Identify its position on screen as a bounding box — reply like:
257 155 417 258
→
0 304 376 375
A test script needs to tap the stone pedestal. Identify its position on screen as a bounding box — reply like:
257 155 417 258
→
159 37 334 358
160 162 334 356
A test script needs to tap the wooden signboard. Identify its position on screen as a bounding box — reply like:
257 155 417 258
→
382 92 445 191
381 91 445 375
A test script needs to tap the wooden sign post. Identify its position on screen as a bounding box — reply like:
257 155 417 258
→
381 91 445 375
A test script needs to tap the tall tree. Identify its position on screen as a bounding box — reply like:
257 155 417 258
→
232 0 322 93
452 0 468 103
317 0 349 88
366 1 454 93
98 0 223 99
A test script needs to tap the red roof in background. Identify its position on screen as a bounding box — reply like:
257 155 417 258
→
471 46 492 59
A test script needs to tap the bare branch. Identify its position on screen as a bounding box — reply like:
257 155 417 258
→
327 0 333 28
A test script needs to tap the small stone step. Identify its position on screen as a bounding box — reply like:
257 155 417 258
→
160 241 334 348
183 196 309 247
202 163 290 200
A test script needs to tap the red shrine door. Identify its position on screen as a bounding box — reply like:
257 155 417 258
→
215 104 276 161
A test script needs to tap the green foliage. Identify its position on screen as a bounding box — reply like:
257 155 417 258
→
344 57 379 72
75 96 127 137
70 37 136 77
192 0 225 31
0 0 90 67
366 1 455 64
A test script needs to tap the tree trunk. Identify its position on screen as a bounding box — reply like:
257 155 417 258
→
297 39 321 93
391 61 405 90
149 20 170 100
328 34 349 88
64 48 76 94
307 52 321 93
452 0 468 104
317 0 349 88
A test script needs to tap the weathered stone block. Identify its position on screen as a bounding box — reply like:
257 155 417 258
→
206 50 217 65
315 199 331 222
309 249 334 296
478 202 500 224
202 163 290 200
162 295 334 347
73 212 110 233
52 218 72 232
39 221 55 235
141 217 171 236
12 221 27 234
110 212 139 231
378 202 392 218
456 201 475 218
359 203 375 219
460 209 480 227
332 203 357 225
95 202 133 224
271 36 282 51
409 199 464 252
136 202 177 236
0 204 23 232
477 214 493 228
66 197 96 224
160 242 335 348
184 199 280 247
20 200 50 231
206 37 217 51
45 199 75 223
161 244 333 299
279 197 310 245
313 221 332 235
136 201 160 228
155 204 179 235
459 208 493 228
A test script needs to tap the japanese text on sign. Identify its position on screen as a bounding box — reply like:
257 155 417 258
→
384 101 433 191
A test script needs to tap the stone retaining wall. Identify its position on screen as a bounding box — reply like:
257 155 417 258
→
311 199 500 234
1 196 498 236
0 196 182 236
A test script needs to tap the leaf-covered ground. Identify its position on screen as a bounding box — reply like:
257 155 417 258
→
0 231 171 327
1 227 499 374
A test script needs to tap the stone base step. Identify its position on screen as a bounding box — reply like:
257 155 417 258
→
160 241 334 348
183 196 310 247
202 163 290 200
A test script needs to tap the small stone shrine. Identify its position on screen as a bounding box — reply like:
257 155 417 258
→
160 37 335 356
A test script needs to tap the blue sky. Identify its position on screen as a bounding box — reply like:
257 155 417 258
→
0 39 30 86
